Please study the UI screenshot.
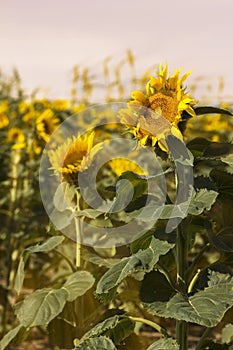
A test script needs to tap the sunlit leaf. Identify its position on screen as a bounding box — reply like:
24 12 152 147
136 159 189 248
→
74 336 117 349
0 325 22 350
62 271 95 302
26 235 65 254
144 271 233 327
147 337 180 349
96 238 174 299
188 189 218 215
222 323 233 344
14 256 25 295
15 288 69 327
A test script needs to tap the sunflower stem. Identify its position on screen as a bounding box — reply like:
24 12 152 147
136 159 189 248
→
74 217 82 268
129 316 169 338
176 222 188 350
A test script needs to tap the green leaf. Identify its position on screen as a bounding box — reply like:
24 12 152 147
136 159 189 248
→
147 337 180 350
15 288 69 327
119 171 148 201
187 137 211 155
222 323 233 344
53 182 76 211
221 154 233 174
144 271 233 327
194 106 233 116
188 189 218 215
210 169 233 200
203 143 233 158
140 270 175 303
0 325 22 350
96 238 174 299
14 256 25 295
50 209 75 230
62 271 95 302
26 235 65 254
74 336 117 349
81 315 135 345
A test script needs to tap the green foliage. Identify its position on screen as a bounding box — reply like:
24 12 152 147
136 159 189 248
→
147 337 180 350
144 271 233 327
0 325 23 350
80 315 135 345
96 237 175 301
74 336 117 349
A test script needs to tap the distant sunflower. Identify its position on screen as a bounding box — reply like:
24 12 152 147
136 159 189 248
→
6 127 26 149
0 114 9 129
121 63 196 152
48 131 102 183
108 158 146 177
36 109 60 143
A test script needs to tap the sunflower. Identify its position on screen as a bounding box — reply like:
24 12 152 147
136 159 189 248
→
0 114 9 129
48 131 102 184
121 63 196 152
108 158 146 177
36 109 60 143
52 99 70 111
6 127 26 149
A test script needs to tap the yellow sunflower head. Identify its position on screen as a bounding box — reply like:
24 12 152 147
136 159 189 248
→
6 127 26 149
130 63 196 124
36 109 60 143
0 114 9 129
48 131 103 184
121 63 196 152
108 158 146 177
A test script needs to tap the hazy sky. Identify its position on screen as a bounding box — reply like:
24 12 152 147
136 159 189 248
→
1 0 233 100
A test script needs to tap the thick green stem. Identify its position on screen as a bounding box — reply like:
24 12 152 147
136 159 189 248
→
176 224 188 350
74 217 82 268
196 327 212 350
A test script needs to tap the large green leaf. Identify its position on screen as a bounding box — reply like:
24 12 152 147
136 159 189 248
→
26 235 65 254
62 270 95 302
81 315 135 345
147 338 179 349
144 271 233 327
15 288 69 327
14 236 65 295
74 336 117 349
0 325 22 350
96 238 174 299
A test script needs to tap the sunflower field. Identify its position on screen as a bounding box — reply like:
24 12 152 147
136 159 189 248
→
0 53 233 350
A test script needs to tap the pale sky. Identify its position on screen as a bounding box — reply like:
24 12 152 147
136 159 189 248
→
1 0 233 101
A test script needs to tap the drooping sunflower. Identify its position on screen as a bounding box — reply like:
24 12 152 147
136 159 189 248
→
121 63 196 152
36 109 60 143
48 131 102 184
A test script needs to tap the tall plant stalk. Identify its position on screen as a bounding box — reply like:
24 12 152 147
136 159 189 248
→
176 223 188 350
2 149 21 333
